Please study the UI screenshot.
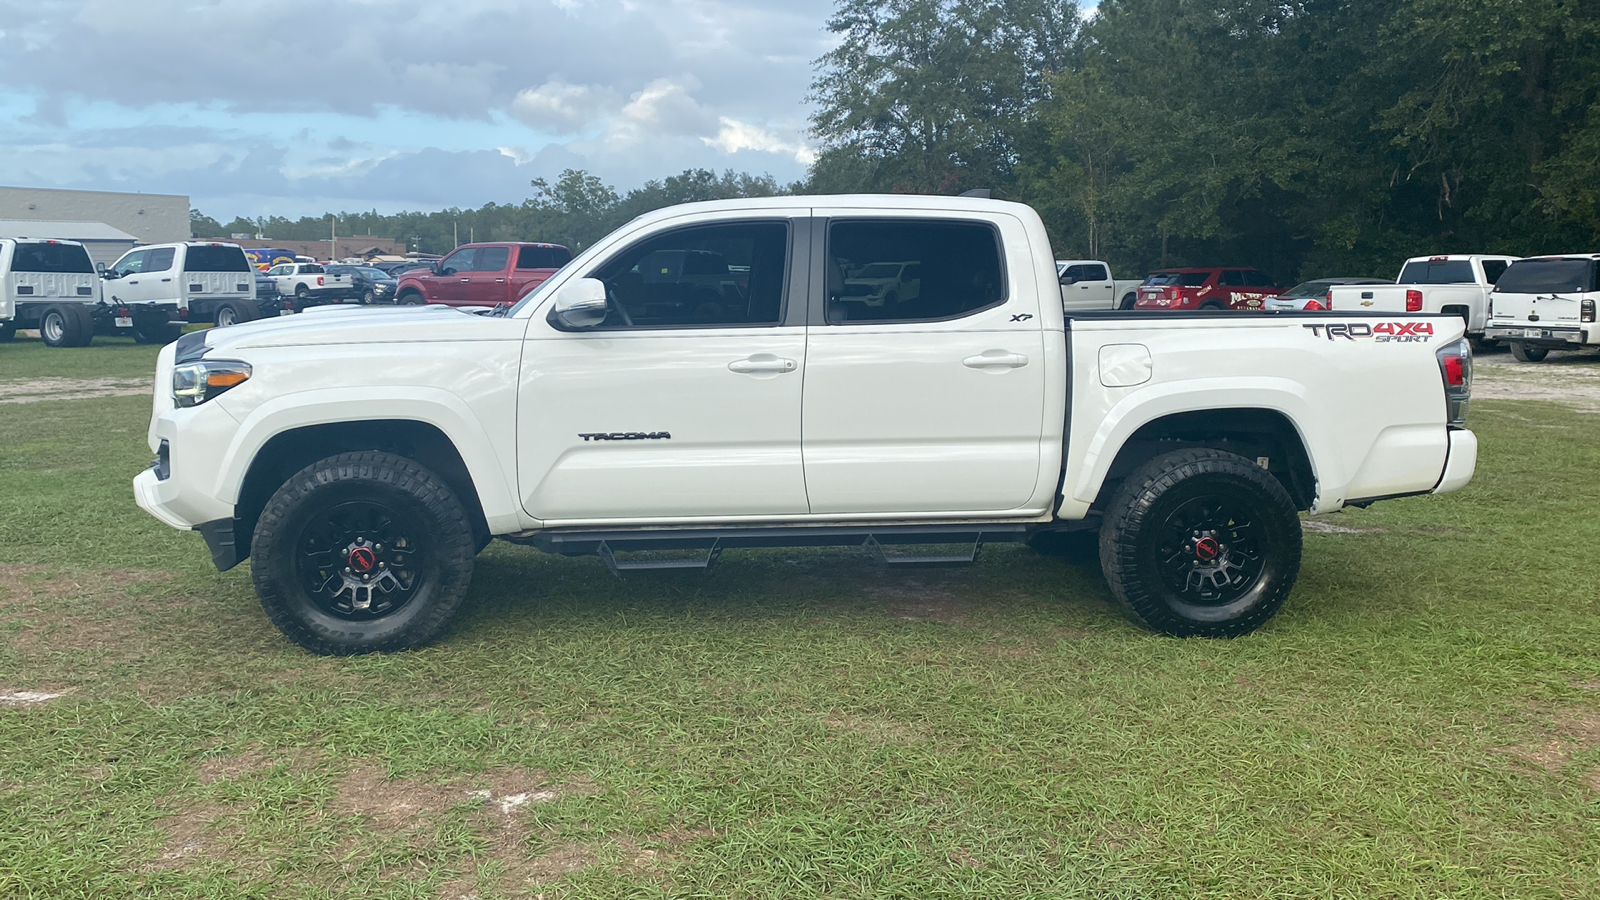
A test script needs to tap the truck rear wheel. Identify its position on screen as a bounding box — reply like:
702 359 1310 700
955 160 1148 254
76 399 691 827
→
40 304 93 347
214 300 256 328
251 451 478 655
1510 342 1549 362
1098 448 1302 637
1119 293 1137 310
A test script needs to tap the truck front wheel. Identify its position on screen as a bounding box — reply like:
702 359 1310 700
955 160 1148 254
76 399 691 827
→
251 451 478 655
1510 342 1549 363
1098 448 1302 637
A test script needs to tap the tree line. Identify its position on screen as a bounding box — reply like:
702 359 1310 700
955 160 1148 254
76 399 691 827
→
195 0 1600 283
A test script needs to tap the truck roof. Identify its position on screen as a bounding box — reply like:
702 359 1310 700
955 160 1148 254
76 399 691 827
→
1403 254 1518 262
626 193 1035 227
451 241 569 250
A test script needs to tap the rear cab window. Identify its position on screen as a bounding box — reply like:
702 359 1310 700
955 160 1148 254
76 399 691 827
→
183 245 252 273
10 242 94 274
1399 259 1474 284
825 219 1005 324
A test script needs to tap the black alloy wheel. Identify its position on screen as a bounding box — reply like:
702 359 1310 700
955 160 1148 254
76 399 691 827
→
1100 448 1301 637
252 451 478 655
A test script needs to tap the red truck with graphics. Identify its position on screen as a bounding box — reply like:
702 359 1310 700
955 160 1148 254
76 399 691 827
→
1134 267 1286 311
393 242 570 308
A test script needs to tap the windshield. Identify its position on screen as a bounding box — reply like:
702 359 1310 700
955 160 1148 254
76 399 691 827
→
1495 259 1595 294
10 242 94 274
855 263 902 278
1399 259 1474 284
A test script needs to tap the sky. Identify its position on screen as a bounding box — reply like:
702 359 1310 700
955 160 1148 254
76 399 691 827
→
0 0 843 220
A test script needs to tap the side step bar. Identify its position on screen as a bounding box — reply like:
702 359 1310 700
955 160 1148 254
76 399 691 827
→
512 523 1033 577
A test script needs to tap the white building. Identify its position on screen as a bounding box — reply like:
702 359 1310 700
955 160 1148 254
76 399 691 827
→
0 185 190 266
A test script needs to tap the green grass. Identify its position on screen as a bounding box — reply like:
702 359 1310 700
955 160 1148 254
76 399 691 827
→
0 330 174 381
2 343 1598 898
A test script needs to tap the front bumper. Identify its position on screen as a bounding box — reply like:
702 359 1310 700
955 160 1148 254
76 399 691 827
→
1432 428 1477 494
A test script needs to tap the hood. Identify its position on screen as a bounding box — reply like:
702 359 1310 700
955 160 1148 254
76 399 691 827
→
192 305 524 356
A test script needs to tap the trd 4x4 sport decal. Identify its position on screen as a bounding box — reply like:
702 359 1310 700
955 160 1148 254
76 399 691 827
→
578 432 673 441
1304 322 1434 343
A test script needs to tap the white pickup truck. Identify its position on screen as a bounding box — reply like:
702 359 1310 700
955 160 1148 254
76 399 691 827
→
1327 254 1517 345
133 195 1478 655
1057 260 1142 310
1483 254 1600 361
264 263 354 310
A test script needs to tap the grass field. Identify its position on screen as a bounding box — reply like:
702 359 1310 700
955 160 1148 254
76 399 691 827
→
2 335 1598 898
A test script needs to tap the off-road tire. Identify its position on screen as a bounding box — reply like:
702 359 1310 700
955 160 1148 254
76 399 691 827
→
1099 448 1302 637
1510 342 1549 363
214 300 256 328
252 451 477 655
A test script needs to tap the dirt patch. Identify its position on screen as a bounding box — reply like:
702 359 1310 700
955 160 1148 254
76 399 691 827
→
1474 359 1600 413
1493 707 1600 776
822 712 922 745
0 376 151 405
1301 519 1385 535
2 564 175 658
0 688 71 706
864 576 971 624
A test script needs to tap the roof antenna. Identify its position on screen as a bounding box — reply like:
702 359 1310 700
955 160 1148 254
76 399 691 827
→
959 189 991 198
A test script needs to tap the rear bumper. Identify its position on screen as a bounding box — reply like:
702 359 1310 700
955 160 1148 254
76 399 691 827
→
1432 428 1477 494
1484 323 1595 347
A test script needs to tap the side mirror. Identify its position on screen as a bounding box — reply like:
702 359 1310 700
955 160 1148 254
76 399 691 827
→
1059 273 1077 285
549 278 610 329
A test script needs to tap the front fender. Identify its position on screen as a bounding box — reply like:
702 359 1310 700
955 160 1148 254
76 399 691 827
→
214 386 530 534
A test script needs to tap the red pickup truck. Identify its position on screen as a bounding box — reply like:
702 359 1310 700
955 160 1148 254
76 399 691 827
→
1133 267 1285 311
393 242 570 307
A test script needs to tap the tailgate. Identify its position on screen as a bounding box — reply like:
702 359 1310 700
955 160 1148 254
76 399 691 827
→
1329 284 1406 312
6 271 98 303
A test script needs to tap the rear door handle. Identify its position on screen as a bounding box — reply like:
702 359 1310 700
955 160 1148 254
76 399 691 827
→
161 278 172 282
460 278 471 283
729 355 797 374
963 351 1029 369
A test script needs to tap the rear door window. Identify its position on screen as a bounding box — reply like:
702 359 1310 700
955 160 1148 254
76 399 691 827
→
1480 259 1509 284
1242 270 1276 287
1220 270 1246 286
11 243 95 274
1398 259 1474 284
145 248 176 271
473 246 511 272
825 219 1005 323
183 245 251 272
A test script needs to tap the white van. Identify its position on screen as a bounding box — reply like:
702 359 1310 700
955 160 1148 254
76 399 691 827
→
1484 254 1600 361
101 242 258 341
0 238 102 347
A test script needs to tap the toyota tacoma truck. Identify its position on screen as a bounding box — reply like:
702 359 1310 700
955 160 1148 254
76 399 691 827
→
133 195 1479 655
1327 254 1517 346
1483 254 1600 362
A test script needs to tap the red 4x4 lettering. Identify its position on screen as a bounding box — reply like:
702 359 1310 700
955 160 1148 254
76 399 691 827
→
1374 321 1433 336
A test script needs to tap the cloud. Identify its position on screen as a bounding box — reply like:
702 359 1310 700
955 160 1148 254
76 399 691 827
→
704 119 816 165
510 80 618 133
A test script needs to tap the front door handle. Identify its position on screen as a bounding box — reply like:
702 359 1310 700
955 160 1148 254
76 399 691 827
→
963 350 1029 369
460 278 470 283
729 354 797 374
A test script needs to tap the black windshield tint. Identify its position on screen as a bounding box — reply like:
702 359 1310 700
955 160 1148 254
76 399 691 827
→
1495 259 1595 294
11 242 94 274
183 246 251 272
1399 260 1474 284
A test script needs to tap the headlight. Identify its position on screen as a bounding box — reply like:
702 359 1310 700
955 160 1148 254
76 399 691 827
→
173 360 251 408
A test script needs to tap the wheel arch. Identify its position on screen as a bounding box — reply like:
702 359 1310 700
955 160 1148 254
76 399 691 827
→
233 419 500 562
1083 407 1317 513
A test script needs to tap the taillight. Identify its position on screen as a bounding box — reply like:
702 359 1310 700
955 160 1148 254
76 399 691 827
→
1304 300 1325 311
1325 289 1334 309
317 276 325 286
1435 338 1471 426
1583 299 1596 323
1405 289 1423 312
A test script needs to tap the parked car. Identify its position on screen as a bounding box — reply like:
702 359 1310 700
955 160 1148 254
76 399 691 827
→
102 242 257 341
264 262 355 309
394 242 570 307
1484 254 1600 361
1265 277 1387 312
1056 259 1142 310
326 264 399 305
1134 267 1285 310
1326 255 1516 345
0 237 102 346
133 194 1477 655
